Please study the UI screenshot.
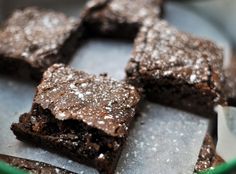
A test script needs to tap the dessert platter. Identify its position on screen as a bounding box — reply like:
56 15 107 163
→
0 0 234 173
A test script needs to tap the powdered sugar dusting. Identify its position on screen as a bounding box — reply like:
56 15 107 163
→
36 64 140 137
0 7 78 67
129 18 223 89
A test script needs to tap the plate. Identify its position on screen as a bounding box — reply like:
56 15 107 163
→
0 1 231 173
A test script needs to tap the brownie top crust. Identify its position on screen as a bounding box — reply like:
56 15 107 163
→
84 0 162 24
0 7 79 69
35 64 140 137
127 19 224 98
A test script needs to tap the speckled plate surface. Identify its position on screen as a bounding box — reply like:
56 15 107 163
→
0 1 231 174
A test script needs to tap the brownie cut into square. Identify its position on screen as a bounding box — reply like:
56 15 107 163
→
126 19 225 117
11 64 140 174
0 7 82 80
81 0 164 39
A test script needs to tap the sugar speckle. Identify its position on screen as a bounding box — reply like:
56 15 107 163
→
98 153 105 159
98 121 105 125
55 168 60 174
57 112 66 120
81 83 87 88
190 74 197 83
104 115 113 119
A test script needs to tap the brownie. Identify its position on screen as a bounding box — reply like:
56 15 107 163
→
223 57 236 106
126 19 225 117
0 154 74 174
0 7 82 80
11 64 140 174
194 134 224 172
81 0 164 39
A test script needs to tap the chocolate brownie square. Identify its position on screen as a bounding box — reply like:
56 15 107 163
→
0 7 82 80
0 154 75 174
126 19 225 117
81 0 164 39
11 64 140 174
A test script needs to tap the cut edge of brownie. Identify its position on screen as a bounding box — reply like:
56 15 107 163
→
126 59 222 117
11 109 125 174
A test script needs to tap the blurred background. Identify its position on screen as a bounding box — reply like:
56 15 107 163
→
183 0 236 50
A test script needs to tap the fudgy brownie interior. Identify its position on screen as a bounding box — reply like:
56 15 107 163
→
12 110 124 174
142 78 220 117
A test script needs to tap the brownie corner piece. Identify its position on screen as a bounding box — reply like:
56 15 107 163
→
126 19 225 117
11 64 140 173
81 0 164 39
0 7 81 80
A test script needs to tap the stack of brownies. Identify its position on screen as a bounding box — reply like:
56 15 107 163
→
0 0 234 173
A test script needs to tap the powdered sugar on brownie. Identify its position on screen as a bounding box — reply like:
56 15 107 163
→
35 64 140 137
127 19 224 92
0 7 79 69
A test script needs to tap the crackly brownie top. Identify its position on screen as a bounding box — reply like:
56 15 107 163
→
84 0 162 24
34 64 140 137
0 7 78 69
128 19 224 92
